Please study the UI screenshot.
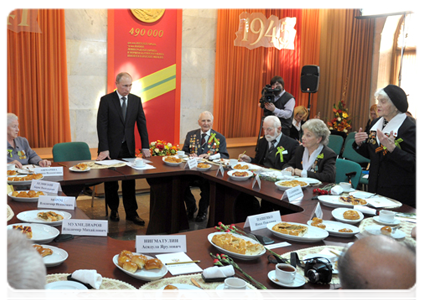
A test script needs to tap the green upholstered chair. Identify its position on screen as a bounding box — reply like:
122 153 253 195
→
341 139 370 190
335 158 363 189
327 135 344 156
52 142 104 212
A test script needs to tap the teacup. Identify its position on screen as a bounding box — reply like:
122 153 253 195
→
134 158 145 167
339 182 352 192
177 151 185 157
223 277 246 289
275 263 297 284
379 210 395 223
7 163 16 170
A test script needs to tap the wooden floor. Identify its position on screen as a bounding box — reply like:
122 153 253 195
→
76 187 207 240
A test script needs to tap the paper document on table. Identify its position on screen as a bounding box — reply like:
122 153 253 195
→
156 252 202 275
95 160 124 166
122 158 152 164
265 242 291 250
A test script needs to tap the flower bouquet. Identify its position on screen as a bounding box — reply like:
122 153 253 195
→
136 140 180 157
327 100 352 133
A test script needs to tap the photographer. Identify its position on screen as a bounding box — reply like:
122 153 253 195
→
260 76 295 136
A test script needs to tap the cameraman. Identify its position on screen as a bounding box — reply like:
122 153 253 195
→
261 76 295 136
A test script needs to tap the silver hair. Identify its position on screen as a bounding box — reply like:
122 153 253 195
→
263 115 281 128
199 111 214 121
7 113 18 126
8 230 47 289
115 72 132 83
302 118 330 145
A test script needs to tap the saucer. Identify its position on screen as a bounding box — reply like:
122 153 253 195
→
216 283 256 300
372 216 400 226
215 283 252 290
267 270 306 288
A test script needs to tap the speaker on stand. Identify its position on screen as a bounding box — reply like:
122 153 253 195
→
300 65 320 117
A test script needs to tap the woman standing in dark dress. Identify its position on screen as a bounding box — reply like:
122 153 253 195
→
353 85 415 207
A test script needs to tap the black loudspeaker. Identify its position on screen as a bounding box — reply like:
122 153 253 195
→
301 65 320 93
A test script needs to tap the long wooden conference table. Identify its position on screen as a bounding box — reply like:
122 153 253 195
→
7 156 416 291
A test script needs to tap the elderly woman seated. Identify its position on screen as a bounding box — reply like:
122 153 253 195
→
7 113 51 168
283 118 336 182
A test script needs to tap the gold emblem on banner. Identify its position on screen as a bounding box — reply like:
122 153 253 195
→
130 9 165 23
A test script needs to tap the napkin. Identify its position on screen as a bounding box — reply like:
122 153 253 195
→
70 270 102 289
330 185 344 195
209 153 221 160
354 205 377 215
202 265 235 279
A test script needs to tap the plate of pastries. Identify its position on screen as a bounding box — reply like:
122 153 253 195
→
208 232 265 260
275 179 309 190
8 190 45 202
197 162 212 171
7 174 44 185
364 225 406 239
267 221 329 243
307 217 359 237
8 223 60 243
231 162 251 170
69 163 90 172
317 195 367 208
17 210 71 226
155 284 210 300
33 244 68 267
113 250 168 281
163 156 183 166
227 170 253 181
331 208 364 224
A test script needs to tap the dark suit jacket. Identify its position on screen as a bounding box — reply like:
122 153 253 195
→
283 145 336 183
251 134 299 170
182 129 229 159
353 116 416 207
97 91 149 158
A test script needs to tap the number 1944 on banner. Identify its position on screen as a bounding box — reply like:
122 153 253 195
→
234 12 296 50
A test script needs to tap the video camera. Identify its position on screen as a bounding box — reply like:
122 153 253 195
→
259 84 281 109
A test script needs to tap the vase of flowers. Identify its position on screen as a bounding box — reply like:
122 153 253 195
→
135 140 180 157
327 100 352 133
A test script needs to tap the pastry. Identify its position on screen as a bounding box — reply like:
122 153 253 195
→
343 210 360 220
162 284 179 300
381 226 392 235
339 228 353 233
312 217 323 223
233 164 249 170
12 225 32 239
37 211 64 222
311 222 326 229
7 170 17 176
339 195 367 206
164 156 182 163
131 255 147 269
33 245 53 257
211 233 264 255
118 255 132 267
122 261 138 273
277 180 307 187
197 163 211 168
75 163 88 170
232 171 249 177
272 222 308 236
144 258 164 270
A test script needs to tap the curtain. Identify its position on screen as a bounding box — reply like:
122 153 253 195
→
7 9 71 148
317 9 375 132
214 9 308 138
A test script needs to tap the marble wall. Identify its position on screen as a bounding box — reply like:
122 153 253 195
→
65 9 218 148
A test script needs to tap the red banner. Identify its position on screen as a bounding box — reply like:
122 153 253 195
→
107 9 182 147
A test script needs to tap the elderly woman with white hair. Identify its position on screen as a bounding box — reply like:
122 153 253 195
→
283 118 336 182
7 113 51 168
353 85 415 207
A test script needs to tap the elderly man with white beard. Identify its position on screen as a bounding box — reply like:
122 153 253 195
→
239 115 299 170
236 115 299 216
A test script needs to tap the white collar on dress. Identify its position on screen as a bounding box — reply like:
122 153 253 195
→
370 113 406 144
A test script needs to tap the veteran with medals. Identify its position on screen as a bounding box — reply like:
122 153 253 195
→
182 111 229 222
353 85 416 207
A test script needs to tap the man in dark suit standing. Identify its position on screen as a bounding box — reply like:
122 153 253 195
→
96 72 150 225
182 111 229 222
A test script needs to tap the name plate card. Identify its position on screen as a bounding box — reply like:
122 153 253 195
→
38 195 76 210
30 180 61 195
136 235 187 253
185 158 198 170
61 219 108 236
34 167 63 176
313 202 323 219
281 185 303 203
252 173 261 189
216 164 225 176
244 211 281 231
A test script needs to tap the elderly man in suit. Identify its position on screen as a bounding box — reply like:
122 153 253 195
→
96 72 150 226
237 115 299 215
182 111 229 222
